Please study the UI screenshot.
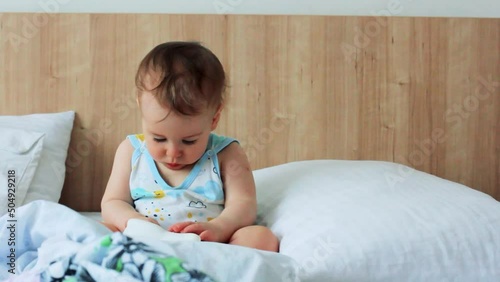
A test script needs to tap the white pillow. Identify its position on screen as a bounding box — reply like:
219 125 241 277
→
0 111 75 205
0 128 44 216
254 160 500 282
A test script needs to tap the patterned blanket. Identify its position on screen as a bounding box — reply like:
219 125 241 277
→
1 201 299 282
40 232 214 282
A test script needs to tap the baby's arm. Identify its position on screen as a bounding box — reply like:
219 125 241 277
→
170 143 257 242
101 139 157 231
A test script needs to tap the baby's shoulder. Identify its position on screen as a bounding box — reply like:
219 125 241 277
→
210 133 239 152
114 137 135 159
217 141 247 164
216 141 252 180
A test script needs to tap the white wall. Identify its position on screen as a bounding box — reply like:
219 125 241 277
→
0 0 498 18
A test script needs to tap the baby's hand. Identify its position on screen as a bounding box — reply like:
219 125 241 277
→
168 221 226 242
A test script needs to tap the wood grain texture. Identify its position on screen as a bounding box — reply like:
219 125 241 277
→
0 14 498 211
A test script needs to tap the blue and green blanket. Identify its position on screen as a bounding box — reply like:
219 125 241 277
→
40 232 214 282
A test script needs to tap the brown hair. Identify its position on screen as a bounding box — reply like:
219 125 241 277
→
135 41 226 115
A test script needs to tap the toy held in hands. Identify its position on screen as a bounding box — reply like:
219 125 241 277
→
123 218 201 242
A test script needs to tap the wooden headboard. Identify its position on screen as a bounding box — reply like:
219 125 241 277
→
1 14 498 211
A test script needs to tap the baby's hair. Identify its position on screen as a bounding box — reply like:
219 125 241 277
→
135 41 226 115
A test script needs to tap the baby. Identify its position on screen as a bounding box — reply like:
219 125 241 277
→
101 41 279 252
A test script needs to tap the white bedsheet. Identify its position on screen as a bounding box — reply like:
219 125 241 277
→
0 200 299 282
79 211 103 222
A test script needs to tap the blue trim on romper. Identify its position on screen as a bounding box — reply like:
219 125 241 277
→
210 135 238 176
127 133 238 191
127 135 143 167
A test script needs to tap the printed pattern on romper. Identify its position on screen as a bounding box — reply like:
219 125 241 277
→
128 133 236 229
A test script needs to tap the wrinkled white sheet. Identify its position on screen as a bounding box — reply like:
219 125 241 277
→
0 200 300 282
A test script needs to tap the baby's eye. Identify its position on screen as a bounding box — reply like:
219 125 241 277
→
182 140 197 145
153 137 166 143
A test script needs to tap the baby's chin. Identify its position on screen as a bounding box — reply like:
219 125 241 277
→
160 162 196 171
163 163 185 170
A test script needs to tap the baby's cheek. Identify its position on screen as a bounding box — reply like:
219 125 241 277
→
194 145 208 159
149 147 165 160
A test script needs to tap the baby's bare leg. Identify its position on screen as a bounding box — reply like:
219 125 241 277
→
100 221 120 232
229 225 279 252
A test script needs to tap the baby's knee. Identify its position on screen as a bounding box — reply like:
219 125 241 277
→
101 221 120 232
256 226 280 252
231 225 279 252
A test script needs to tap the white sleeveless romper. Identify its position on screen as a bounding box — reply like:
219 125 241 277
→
128 133 237 229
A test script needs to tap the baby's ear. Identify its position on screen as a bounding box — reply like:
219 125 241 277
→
211 104 224 130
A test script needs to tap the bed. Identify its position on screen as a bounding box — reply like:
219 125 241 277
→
1 13 499 282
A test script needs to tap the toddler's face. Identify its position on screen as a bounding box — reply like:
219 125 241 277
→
139 92 219 170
